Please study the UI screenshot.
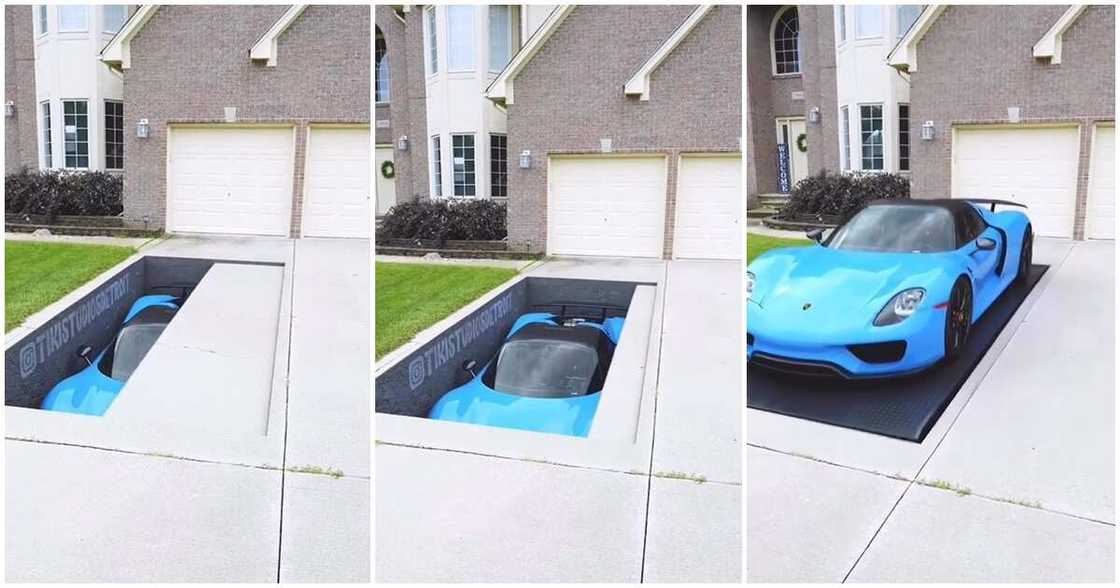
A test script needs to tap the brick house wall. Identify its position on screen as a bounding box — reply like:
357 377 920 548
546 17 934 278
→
5 5 39 173
909 5 1115 239
375 5 430 205
122 5 369 236
505 5 741 257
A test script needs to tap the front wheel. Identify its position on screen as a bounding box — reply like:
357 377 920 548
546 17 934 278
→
1016 224 1034 284
944 277 973 361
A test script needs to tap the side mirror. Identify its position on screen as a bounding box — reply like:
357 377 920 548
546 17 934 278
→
975 237 997 251
76 345 93 366
806 228 824 243
461 359 478 378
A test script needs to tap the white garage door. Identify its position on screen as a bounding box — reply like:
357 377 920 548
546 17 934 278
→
953 126 1080 238
548 156 666 258
1086 125 1115 240
302 127 371 239
168 126 294 236
674 155 742 260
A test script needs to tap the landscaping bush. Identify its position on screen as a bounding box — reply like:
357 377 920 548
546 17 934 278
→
378 199 507 242
5 168 123 220
781 171 910 220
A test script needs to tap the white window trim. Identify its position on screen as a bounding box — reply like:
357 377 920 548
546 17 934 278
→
425 6 439 78
37 5 48 37
431 135 443 198
839 105 850 171
375 32 390 105
836 5 846 46
104 99 124 170
858 102 885 172
445 5 477 74
103 5 127 34
897 102 911 173
449 132 478 198
57 5 89 33
770 6 801 77
489 133 508 199
854 5 883 40
40 100 53 169
61 99 91 170
487 5 515 74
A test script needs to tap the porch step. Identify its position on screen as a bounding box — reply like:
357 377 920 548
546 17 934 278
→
746 207 779 220
757 193 791 207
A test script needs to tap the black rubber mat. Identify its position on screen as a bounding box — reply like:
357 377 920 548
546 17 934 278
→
747 265 1049 442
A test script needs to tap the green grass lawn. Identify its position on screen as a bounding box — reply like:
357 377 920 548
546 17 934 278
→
375 262 519 359
5 241 136 332
747 233 810 264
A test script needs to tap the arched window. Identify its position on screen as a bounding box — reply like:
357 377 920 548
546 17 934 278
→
375 29 390 103
771 6 800 75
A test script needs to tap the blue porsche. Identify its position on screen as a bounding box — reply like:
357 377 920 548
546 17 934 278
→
747 199 1033 378
41 295 180 416
429 312 625 436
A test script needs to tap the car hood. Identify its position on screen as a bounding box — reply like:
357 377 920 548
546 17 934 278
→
749 244 955 317
429 379 600 437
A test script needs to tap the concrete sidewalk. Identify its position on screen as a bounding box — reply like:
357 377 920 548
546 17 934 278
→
5 235 370 582
375 257 742 582
747 238 1115 582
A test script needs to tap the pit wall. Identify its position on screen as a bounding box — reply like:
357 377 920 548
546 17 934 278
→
375 277 642 418
3 256 276 409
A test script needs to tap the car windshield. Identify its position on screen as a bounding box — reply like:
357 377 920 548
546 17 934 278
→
110 323 168 381
492 338 600 398
828 205 956 253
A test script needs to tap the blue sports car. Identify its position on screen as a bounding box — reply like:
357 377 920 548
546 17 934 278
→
41 295 180 416
429 312 625 436
747 199 1033 378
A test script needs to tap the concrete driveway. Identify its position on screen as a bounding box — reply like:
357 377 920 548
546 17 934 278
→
5 235 370 582
747 238 1115 582
375 257 742 582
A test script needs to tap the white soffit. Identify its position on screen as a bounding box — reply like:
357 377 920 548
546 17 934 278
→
624 5 714 101
100 5 160 70
1033 5 1088 64
250 5 309 67
484 5 576 106
886 5 946 73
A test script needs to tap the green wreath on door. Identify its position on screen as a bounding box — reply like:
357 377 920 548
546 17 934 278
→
381 160 396 179
795 133 808 153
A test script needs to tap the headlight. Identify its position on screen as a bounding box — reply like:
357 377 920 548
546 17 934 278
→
874 288 925 326
746 271 755 300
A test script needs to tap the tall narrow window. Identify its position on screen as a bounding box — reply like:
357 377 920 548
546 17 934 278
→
37 5 48 35
836 5 846 43
447 6 476 71
452 133 476 197
41 101 52 168
898 103 910 172
490 134 507 198
840 105 850 171
897 5 921 38
103 5 127 33
860 104 883 171
375 31 390 103
425 7 438 75
104 100 123 170
772 7 800 75
431 135 443 197
855 5 882 39
489 6 512 72
58 6 88 32
62 100 89 168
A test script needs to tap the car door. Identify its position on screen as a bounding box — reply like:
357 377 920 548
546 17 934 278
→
960 208 1001 306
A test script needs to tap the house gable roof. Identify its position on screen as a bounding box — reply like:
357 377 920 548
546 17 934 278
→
623 5 713 101
485 6 576 106
1032 5 1088 64
886 5 947 73
100 5 160 70
250 5 308 67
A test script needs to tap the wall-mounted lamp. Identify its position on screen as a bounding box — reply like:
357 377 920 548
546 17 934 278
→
397 135 409 152
4 101 14 117
920 121 935 141
136 118 150 138
519 150 532 169
808 106 821 124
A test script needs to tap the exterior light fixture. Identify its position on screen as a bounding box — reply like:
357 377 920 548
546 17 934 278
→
4 101 14 117
519 150 532 169
397 135 409 152
136 118 150 138
808 106 821 124
920 121 935 141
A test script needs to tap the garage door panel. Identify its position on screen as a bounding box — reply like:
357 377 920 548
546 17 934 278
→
1087 126 1115 239
675 156 742 260
302 127 371 239
954 126 1078 239
549 157 666 258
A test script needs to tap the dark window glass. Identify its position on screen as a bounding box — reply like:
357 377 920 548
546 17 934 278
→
431 135 442 197
773 7 800 74
898 103 910 172
63 100 89 168
110 323 168 381
41 102 52 168
827 205 956 253
490 134 507 198
375 31 390 103
104 100 123 169
860 104 883 170
452 133 475 197
493 339 600 398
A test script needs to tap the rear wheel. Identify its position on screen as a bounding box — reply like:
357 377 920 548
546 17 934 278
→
944 277 973 360
1016 224 1034 284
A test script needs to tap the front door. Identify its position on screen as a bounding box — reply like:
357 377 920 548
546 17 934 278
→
776 117 808 191
375 145 396 216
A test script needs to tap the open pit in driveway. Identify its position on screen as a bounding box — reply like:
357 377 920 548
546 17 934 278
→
377 276 658 443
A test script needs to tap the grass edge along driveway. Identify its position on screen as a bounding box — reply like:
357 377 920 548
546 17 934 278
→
6 240 137 332
375 262 519 359
747 233 809 264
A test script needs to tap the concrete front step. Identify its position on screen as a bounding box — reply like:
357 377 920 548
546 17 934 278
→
758 193 791 206
746 208 778 220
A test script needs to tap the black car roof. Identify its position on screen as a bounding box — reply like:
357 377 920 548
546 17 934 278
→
864 198 977 214
508 321 605 348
